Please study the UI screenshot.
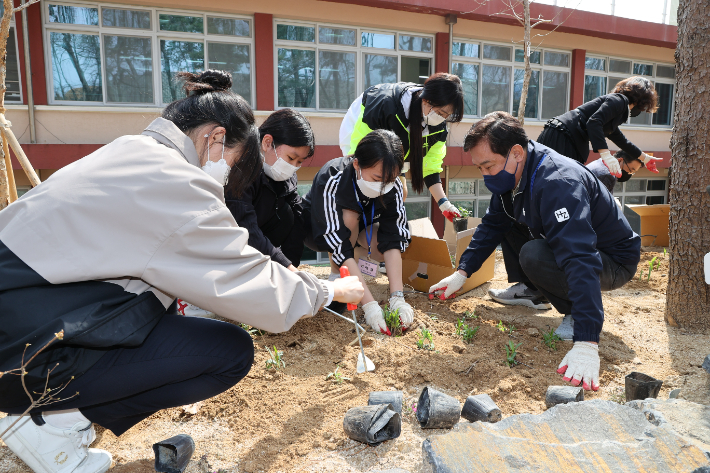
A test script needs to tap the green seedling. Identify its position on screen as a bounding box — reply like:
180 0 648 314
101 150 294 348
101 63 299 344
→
455 318 466 336
455 204 471 219
647 256 660 282
383 304 403 336
240 324 266 337
416 328 435 351
497 320 507 333
462 325 479 344
325 366 350 384
403 400 417 417
508 324 517 334
663 248 667 257
265 345 285 371
463 310 478 320
639 270 644 281
504 341 522 367
542 328 562 351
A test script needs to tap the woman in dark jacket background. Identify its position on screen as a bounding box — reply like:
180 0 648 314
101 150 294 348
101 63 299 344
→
226 109 314 271
537 76 662 175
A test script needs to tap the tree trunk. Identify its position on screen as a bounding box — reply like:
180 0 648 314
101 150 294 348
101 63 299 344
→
0 0 13 210
517 0 531 125
666 0 710 329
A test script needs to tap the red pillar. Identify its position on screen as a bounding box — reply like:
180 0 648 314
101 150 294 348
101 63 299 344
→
15 1 48 105
569 49 586 110
430 31 450 238
254 13 274 111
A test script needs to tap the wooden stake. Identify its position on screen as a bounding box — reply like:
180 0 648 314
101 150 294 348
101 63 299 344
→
2 132 16 202
0 114 40 187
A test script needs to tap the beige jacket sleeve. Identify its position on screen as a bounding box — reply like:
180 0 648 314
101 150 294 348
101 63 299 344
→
142 204 327 333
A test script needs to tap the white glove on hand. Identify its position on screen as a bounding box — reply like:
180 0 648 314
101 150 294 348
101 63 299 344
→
640 153 662 173
389 295 413 328
599 150 621 178
428 271 467 300
363 300 388 334
557 341 600 391
439 200 462 223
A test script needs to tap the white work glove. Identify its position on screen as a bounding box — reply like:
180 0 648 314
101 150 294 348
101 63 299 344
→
640 153 662 173
599 150 621 178
557 342 600 391
438 200 461 223
428 271 467 300
389 295 414 328
363 300 388 335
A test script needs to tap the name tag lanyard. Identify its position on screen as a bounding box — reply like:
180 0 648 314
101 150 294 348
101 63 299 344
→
352 179 375 260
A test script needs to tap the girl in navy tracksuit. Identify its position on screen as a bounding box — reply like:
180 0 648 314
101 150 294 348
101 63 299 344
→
303 130 413 334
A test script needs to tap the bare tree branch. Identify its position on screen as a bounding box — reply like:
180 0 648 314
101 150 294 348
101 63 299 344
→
12 0 41 14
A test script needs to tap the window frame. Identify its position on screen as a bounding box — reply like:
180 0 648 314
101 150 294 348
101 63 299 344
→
452 38 570 121
273 18 434 112
583 54 675 128
615 177 669 206
447 178 492 218
43 1 255 107
6 18 23 104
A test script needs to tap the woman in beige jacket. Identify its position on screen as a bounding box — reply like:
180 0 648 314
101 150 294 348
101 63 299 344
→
0 70 363 473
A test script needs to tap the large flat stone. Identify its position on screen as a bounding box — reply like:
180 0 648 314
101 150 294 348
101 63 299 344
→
627 398 710 453
422 400 710 472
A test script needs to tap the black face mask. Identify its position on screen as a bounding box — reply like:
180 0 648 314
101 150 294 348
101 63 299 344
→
618 169 633 182
629 107 642 117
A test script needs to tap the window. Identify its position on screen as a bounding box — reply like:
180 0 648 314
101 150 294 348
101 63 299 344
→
447 179 492 218
1 6 22 104
275 20 434 111
404 181 431 221
453 40 570 119
584 54 675 127
44 3 254 106
614 177 668 206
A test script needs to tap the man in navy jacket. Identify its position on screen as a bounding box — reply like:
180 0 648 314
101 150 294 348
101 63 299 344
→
430 112 640 391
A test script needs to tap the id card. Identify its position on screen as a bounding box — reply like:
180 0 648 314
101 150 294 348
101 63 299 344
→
359 258 379 277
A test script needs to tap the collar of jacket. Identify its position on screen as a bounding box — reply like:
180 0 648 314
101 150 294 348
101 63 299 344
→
142 117 201 168
515 140 545 197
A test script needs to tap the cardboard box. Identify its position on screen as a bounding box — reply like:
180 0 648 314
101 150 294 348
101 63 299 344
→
623 204 670 247
402 218 495 295
444 217 482 255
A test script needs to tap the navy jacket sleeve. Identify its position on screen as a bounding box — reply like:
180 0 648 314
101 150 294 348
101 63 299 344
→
536 179 604 342
225 189 292 268
458 195 513 276
375 178 411 254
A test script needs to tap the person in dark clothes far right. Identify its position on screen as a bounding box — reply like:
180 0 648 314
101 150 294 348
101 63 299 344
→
488 76 661 310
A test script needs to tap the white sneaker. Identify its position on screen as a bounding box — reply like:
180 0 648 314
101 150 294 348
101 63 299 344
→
554 315 574 341
0 414 111 473
378 262 387 275
488 282 552 310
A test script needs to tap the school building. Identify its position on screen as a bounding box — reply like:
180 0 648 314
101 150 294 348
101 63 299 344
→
5 0 677 261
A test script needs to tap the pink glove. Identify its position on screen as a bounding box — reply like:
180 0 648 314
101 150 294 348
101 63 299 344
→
557 342 600 391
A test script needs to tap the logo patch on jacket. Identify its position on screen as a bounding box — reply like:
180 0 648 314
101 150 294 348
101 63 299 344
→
554 208 570 222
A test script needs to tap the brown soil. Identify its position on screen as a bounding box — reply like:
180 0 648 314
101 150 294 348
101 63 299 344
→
2 249 709 473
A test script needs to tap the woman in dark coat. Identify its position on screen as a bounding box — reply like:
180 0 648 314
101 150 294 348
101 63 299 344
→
536 76 662 175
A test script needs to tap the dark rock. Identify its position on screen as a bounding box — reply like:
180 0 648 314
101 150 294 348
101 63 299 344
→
545 385 584 409
702 354 710 374
422 400 709 472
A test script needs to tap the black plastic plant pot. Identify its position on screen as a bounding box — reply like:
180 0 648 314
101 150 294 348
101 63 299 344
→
368 391 403 415
343 403 401 446
153 434 195 473
453 218 468 233
625 372 663 401
461 393 502 423
416 387 461 429
545 386 584 409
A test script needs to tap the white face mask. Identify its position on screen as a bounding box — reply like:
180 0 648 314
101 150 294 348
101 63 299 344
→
263 144 300 181
356 168 395 198
201 133 230 186
423 108 446 127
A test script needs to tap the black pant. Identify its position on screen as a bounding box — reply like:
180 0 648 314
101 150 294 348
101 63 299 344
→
4 314 254 437
502 224 636 315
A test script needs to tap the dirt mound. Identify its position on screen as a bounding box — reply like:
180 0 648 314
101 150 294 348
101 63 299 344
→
2 250 708 473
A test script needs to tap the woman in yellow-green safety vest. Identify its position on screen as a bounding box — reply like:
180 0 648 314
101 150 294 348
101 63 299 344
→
339 72 465 222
